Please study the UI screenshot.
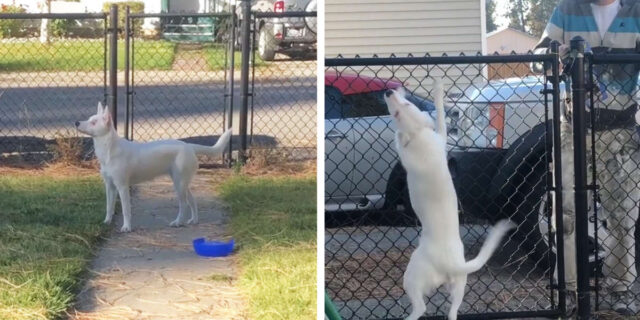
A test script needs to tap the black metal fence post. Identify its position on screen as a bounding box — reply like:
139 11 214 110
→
109 4 118 130
124 6 130 140
238 0 251 163
227 4 237 164
569 36 591 320
550 40 567 316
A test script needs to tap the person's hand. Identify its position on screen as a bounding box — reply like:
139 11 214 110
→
559 44 570 60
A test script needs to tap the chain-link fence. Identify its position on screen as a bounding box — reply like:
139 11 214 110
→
124 12 234 165
324 53 568 319
0 5 317 166
579 52 640 316
0 13 107 164
248 10 317 160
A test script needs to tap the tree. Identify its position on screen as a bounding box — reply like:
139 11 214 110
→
526 0 558 38
39 0 51 44
486 0 498 33
508 0 528 33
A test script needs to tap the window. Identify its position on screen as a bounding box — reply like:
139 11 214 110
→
325 86 349 119
343 90 389 118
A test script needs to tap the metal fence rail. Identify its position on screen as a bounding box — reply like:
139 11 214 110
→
324 52 565 319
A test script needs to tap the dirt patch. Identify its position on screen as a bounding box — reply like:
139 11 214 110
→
0 161 98 177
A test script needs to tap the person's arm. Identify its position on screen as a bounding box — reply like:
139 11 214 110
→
532 7 567 73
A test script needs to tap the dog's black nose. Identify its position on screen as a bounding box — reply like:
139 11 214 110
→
75 121 80 127
385 90 394 97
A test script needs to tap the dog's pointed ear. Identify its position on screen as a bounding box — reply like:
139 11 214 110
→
97 101 104 114
101 104 111 124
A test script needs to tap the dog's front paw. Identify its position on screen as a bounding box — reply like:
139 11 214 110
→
187 218 198 225
120 225 132 233
104 217 112 225
169 219 183 227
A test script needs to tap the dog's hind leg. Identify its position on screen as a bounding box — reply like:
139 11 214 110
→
447 275 466 320
404 255 431 320
185 189 198 225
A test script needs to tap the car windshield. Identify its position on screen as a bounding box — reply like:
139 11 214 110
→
325 87 435 120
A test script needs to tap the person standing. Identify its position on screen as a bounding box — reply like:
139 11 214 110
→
534 0 640 315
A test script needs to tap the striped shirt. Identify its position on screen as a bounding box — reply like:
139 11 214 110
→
535 0 640 128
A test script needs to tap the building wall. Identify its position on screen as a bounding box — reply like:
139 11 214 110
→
325 0 486 96
325 0 484 58
487 28 538 54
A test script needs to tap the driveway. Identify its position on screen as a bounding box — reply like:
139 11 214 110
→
325 224 555 319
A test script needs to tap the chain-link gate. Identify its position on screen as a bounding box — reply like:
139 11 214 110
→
552 37 640 318
123 11 234 165
0 12 109 164
248 8 317 160
324 52 568 319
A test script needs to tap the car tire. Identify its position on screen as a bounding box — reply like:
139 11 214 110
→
502 157 556 269
384 162 418 226
258 26 276 61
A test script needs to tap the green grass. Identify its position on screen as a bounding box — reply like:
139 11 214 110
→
219 174 316 320
0 174 106 320
0 39 176 72
204 46 267 71
123 40 176 70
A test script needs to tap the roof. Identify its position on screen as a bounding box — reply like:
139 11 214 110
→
486 27 538 40
325 73 402 95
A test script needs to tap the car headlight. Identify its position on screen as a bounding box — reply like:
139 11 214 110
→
456 103 505 148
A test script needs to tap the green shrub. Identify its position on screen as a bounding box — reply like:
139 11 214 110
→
50 19 76 38
103 1 145 36
0 4 26 38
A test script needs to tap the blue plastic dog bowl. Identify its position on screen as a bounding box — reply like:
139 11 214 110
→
192 238 234 257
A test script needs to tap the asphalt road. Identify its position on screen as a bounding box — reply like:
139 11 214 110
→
0 62 316 156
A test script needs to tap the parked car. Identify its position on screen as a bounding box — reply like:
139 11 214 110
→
325 73 609 268
236 0 317 61
325 73 435 216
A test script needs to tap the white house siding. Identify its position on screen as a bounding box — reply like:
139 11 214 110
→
325 0 487 97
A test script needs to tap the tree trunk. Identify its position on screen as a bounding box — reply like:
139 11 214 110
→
39 0 50 44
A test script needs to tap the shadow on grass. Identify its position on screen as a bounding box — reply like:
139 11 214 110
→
0 174 107 320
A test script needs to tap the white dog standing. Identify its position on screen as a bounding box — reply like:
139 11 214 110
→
384 80 514 320
76 102 232 232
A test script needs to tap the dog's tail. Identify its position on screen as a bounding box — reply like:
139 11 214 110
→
453 219 515 275
433 77 446 140
191 129 232 157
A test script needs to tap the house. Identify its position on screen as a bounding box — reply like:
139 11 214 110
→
0 0 230 41
486 27 539 79
324 0 487 95
0 0 224 14
325 0 486 57
487 27 538 55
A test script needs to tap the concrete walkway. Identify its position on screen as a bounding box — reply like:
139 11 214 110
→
70 173 246 320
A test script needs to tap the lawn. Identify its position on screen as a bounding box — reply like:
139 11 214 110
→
219 174 316 320
0 39 176 71
204 45 267 71
0 174 106 320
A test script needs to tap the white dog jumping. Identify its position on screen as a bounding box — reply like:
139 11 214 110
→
76 102 232 232
384 80 515 320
